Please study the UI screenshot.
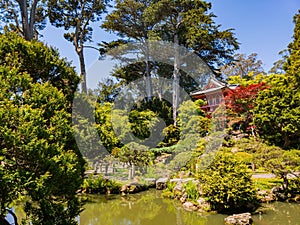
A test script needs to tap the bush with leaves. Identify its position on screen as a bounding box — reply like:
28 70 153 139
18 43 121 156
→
0 32 80 103
82 175 121 194
198 152 258 213
118 142 154 168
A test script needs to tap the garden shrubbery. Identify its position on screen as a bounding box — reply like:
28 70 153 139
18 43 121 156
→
82 175 122 194
198 152 259 213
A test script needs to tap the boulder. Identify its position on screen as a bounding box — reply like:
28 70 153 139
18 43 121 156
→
174 182 183 192
270 186 283 195
156 178 168 190
120 182 148 194
270 186 287 201
180 192 187 203
196 197 211 211
224 213 253 225
182 201 198 211
144 178 156 188
257 190 275 203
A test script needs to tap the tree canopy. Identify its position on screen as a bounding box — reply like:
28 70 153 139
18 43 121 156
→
0 33 84 224
0 32 80 103
221 53 265 78
253 12 300 149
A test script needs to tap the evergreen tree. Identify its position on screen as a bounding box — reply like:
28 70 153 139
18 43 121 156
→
102 0 158 100
146 0 238 124
0 33 84 225
253 12 300 148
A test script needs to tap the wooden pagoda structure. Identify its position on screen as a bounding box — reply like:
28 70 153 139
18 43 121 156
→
190 76 238 113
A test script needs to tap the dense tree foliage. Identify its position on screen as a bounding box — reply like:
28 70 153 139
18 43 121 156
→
0 34 84 224
225 82 268 132
94 78 122 104
0 32 80 103
94 101 163 153
117 142 154 167
253 74 300 148
101 0 238 124
177 100 209 138
102 0 157 99
147 0 238 70
147 0 238 123
253 12 300 149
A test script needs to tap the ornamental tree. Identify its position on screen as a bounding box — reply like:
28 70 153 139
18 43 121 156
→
225 83 268 114
224 82 268 131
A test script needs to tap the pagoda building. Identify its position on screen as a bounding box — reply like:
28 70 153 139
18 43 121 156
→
190 76 238 113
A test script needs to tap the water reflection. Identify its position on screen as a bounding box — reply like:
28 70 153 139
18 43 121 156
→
253 202 300 225
79 190 225 225
11 191 300 225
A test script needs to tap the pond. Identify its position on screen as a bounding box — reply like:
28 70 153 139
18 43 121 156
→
79 190 300 225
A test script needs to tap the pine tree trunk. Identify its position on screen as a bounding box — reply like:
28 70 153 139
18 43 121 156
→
145 41 152 101
173 34 180 126
78 48 87 94
18 0 37 40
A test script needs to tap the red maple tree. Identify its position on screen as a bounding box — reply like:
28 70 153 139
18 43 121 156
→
225 82 268 114
225 82 269 135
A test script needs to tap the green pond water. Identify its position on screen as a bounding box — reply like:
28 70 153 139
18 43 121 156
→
79 190 300 225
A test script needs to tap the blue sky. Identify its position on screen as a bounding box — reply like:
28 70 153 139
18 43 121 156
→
41 0 300 90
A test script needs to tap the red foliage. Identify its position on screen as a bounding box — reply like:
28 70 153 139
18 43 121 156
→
225 82 268 114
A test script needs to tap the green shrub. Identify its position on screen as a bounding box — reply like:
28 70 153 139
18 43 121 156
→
82 175 121 194
183 181 200 201
287 178 300 197
198 152 259 213
162 181 177 198
253 178 282 190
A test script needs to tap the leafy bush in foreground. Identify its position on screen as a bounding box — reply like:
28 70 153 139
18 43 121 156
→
198 152 259 213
